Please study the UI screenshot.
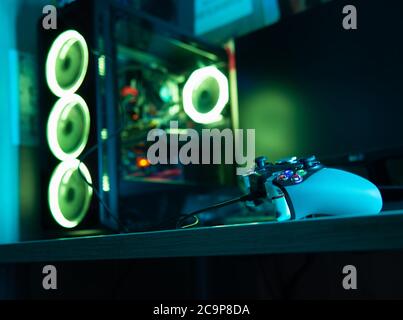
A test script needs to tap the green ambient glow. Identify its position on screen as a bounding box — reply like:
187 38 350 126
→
46 29 89 97
182 66 229 124
168 104 180 116
48 159 93 229
101 128 108 140
102 174 110 192
46 94 90 161
98 55 106 77
166 128 188 135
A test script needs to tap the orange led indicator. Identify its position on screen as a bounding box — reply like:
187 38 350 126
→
137 157 150 168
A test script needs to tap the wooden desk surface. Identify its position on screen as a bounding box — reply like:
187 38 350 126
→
1 211 403 264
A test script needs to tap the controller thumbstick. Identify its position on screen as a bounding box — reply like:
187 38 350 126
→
255 156 267 169
303 155 320 168
305 155 317 162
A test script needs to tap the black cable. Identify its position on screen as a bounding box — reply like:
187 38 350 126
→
79 126 125 164
78 124 256 231
76 122 129 233
77 162 129 233
80 142 255 231
188 194 252 216
176 194 253 229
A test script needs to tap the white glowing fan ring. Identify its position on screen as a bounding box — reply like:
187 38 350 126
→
182 66 229 124
46 94 90 161
48 159 93 229
46 29 89 97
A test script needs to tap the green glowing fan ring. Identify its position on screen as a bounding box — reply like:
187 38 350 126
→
47 94 90 161
48 159 93 229
182 66 229 124
46 29 89 97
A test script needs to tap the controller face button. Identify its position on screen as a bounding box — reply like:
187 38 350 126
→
292 174 303 183
284 170 294 177
296 169 307 176
277 174 289 182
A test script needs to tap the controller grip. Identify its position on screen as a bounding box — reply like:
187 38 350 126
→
284 168 383 219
